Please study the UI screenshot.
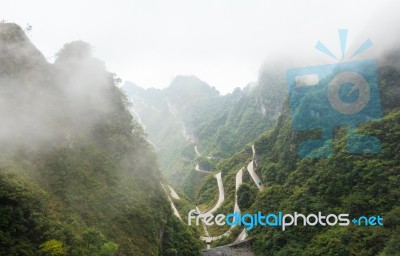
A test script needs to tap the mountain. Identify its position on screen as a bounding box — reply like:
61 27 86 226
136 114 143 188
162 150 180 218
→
196 50 400 254
0 23 200 256
122 71 285 199
247 54 400 254
123 41 400 255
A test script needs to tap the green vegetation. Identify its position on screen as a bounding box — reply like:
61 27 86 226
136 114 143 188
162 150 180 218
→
122 71 285 195
38 239 68 256
5 19 400 256
189 51 400 254
237 184 257 211
246 61 400 255
196 175 218 207
0 24 200 256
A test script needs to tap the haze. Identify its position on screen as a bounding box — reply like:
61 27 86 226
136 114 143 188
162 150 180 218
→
1 0 398 94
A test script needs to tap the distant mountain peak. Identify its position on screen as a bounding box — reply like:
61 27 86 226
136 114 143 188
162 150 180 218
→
0 23 47 75
0 23 28 43
169 75 219 93
121 81 144 96
166 75 220 104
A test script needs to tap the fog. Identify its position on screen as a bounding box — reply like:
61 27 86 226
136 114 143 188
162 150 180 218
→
0 1 399 149
0 23 119 152
1 0 399 94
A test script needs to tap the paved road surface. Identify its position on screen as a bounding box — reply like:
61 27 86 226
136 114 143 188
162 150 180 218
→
234 168 243 214
195 163 213 173
204 172 224 215
246 161 264 191
168 185 180 200
235 229 247 243
195 145 201 157
186 144 263 249
160 183 182 221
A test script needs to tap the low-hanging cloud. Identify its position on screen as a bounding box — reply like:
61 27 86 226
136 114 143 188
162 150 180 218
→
0 23 120 153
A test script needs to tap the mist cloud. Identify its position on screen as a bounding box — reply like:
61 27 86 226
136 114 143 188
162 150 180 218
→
0 23 119 152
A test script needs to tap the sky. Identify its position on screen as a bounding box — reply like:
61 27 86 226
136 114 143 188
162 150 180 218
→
1 0 398 94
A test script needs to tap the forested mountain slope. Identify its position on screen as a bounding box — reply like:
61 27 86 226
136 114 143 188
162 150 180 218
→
122 69 286 198
247 52 400 255
0 23 200 256
197 49 400 255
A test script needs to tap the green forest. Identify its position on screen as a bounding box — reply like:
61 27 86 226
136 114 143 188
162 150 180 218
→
1 18 400 256
0 23 201 256
123 44 400 255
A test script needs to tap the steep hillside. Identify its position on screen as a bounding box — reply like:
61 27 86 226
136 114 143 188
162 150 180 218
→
0 23 200 256
248 53 400 255
197 50 400 255
122 71 285 199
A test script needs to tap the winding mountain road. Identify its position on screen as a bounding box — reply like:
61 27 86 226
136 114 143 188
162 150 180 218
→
234 228 248 243
247 144 264 191
199 172 224 216
209 172 224 215
195 163 213 173
168 185 180 200
234 168 243 214
247 161 264 191
233 168 247 243
194 145 213 173
160 183 182 221
198 172 229 242
162 143 263 248
195 145 201 157
215 145 263 241
129 97 259 245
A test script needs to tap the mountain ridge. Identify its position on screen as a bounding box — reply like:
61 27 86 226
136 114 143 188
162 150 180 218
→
0 23 201 256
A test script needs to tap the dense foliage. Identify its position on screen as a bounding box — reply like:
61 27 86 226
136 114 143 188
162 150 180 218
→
0 23 200 256
191 52 400 254
122 71 285 200
247 61 400 255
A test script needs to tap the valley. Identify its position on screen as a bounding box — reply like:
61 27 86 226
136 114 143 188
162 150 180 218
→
1 21 400 256
122 48 400 255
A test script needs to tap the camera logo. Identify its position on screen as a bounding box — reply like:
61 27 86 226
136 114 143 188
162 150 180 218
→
287 29 382 158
